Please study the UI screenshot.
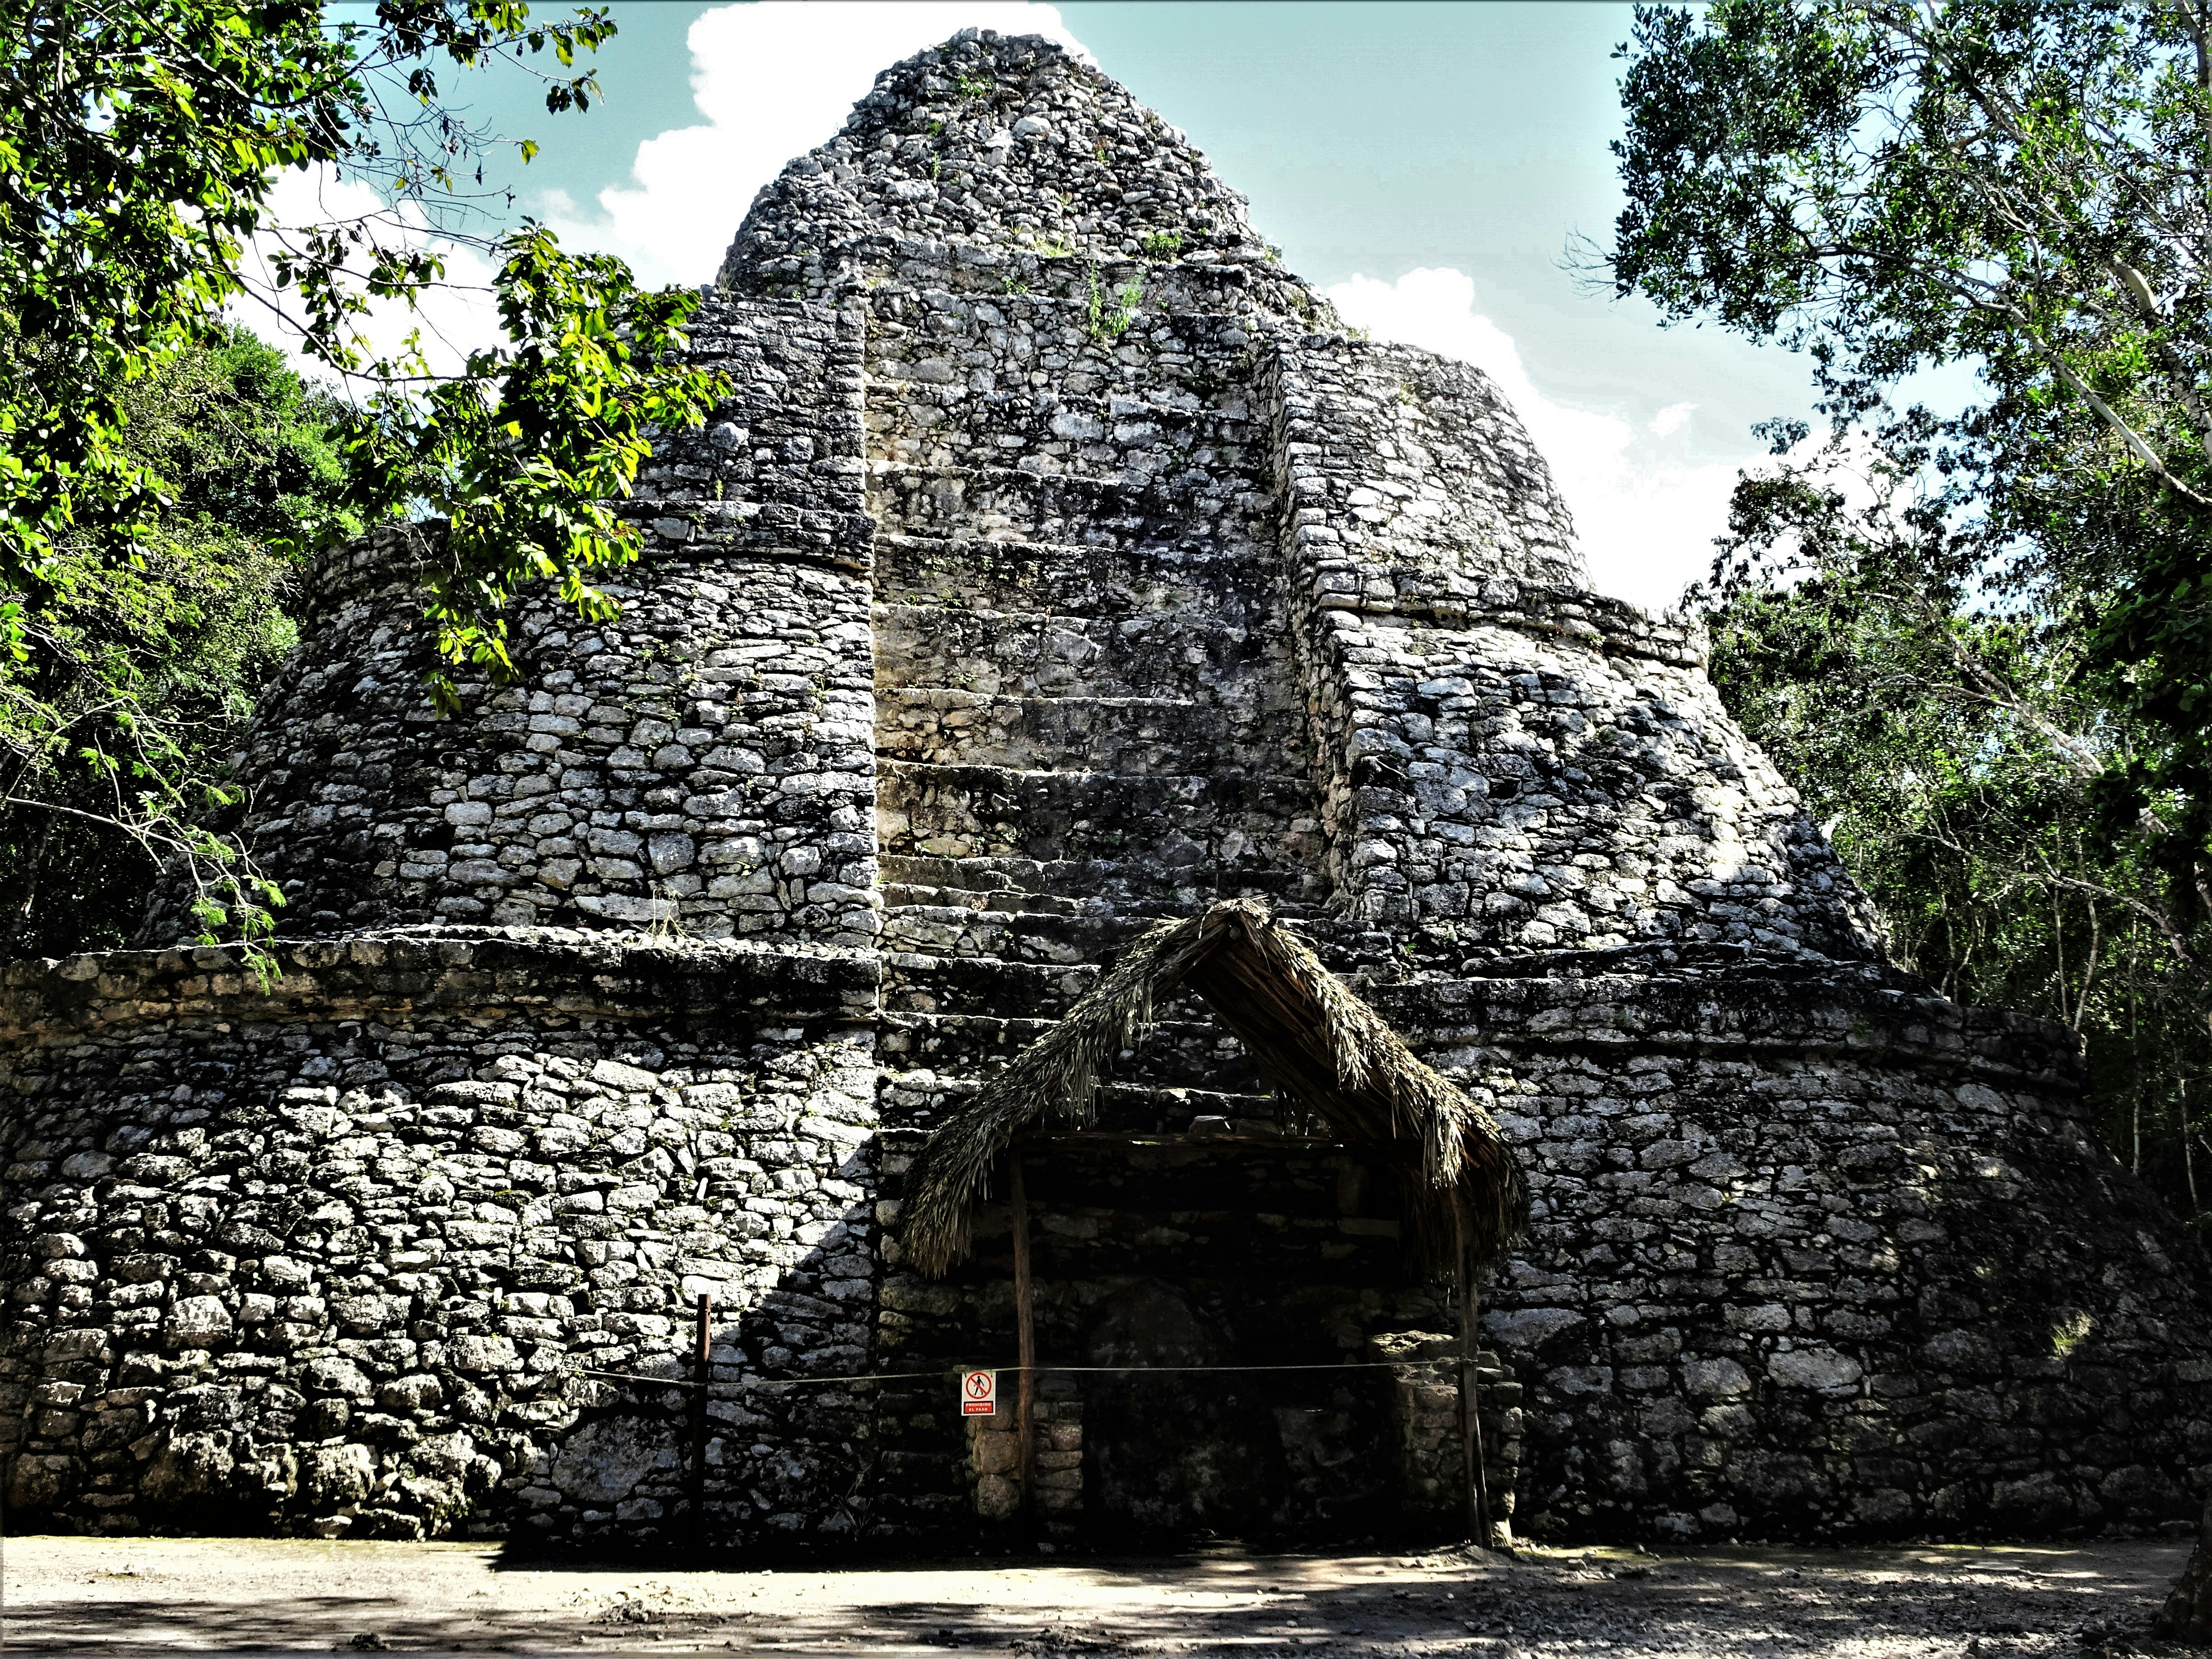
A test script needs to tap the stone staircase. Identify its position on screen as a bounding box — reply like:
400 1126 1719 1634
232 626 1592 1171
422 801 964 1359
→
863 278 1328 1139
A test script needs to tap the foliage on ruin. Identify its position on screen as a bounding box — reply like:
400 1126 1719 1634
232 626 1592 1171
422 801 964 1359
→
1609 0 2212 1214
0 1 722 960
333 226 724 716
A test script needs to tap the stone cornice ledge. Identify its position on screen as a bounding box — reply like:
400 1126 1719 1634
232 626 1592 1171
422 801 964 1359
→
1374 970 2086 1099
0 927 882 1047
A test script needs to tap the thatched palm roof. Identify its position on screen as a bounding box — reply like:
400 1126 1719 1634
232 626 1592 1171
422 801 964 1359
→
900 899 1528 1282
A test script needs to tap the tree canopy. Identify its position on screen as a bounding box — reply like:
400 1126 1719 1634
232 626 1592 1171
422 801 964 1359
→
1693 445 2211 1219
1611 0 2212 1221
0 326 333 957
1611 0 2212 915
0 2 723 961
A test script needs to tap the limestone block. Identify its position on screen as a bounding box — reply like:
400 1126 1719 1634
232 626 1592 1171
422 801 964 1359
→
141 1433 239 1505
162 1297 234 1352
299 1443 376 1508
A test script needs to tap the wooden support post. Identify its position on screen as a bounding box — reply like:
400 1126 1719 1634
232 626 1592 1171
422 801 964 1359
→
689 1291 712 1536
1009 1149 1036 1526
1456 1205 1493 1547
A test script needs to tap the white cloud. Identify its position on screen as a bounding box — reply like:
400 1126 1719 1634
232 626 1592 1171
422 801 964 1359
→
544 1 1091 290
1326 268 1762 612
234 165 507 389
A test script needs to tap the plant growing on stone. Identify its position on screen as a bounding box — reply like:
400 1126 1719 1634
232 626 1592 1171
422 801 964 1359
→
1139 230 1185 261
339 227 724 716
1086 267 1143 343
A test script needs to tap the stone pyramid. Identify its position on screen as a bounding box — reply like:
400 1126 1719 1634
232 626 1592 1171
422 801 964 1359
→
0 30 2204 1549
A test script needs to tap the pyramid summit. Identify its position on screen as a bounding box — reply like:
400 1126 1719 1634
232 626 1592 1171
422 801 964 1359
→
722 31 1286 292
1 32 2205 1550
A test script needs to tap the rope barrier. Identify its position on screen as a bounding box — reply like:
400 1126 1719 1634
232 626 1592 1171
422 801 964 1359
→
1007 1360 1462 1375
578 1366 948 1391
577 1357 1468 1395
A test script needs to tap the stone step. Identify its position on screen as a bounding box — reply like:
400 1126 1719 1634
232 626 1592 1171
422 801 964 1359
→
880 902 1141 964
877 899 1327 970
873 602 1299 707
866 348 1263 483
865 286 1263 380
879 1010 1269 1097
864 285 1274 520
874 531 1280 622
880 1064 1290 1135
878 853 1326 912
867 462 1265 552
881 940 1325 1048
870 254 1288 321
879 880 1095 918
876 761 1322 869
882 949 1097 1020
879 902 1147 963
876 688 1307 775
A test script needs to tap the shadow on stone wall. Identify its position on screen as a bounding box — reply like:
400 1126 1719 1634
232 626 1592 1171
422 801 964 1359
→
0 936 885 1550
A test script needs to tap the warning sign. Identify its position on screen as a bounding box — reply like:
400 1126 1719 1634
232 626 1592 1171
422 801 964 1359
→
961 1369 997 1416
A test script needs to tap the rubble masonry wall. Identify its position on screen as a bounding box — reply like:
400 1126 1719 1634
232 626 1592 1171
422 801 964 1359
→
2 27 2208 1553
0 933 886 1546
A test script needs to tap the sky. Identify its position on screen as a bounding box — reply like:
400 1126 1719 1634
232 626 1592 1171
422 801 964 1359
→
324 0 1850 610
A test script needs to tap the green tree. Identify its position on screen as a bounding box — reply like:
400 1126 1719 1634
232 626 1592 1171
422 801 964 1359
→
0 2 723 961
0 328 337 956
1607 0 2212 964
1614 11 2212 1597
1696 445 2212 1221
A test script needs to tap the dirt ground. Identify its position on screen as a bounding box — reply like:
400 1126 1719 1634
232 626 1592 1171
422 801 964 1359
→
2 1533 2205 1657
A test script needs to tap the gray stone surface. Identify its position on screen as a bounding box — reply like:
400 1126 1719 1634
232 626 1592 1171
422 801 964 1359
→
3 28 2207 1551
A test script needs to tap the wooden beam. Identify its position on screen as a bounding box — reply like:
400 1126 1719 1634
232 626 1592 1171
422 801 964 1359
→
1456 1204 1493 1547
1015 1130 1348 1149
689 1291 712 1535
1009 1150 1036 1528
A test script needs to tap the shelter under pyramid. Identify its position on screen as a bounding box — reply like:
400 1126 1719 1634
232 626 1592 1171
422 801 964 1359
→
2 30 2206 1549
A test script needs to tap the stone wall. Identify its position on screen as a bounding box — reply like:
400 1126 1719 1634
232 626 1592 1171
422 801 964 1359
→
148 301 879 948
0 933 885 1546
1262 333 1887 959
717 33 1317 320
1384 957 2212 1541
1368 1332 1525 1535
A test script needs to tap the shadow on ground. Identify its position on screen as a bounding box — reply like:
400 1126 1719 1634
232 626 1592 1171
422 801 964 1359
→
4 1536 2204 1655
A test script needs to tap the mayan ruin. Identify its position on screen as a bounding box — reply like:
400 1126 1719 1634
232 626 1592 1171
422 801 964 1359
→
2 26 2207 1564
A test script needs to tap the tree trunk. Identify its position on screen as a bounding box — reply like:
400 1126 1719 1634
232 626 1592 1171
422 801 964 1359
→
7 819 51 956
2162 1492 2212 1640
